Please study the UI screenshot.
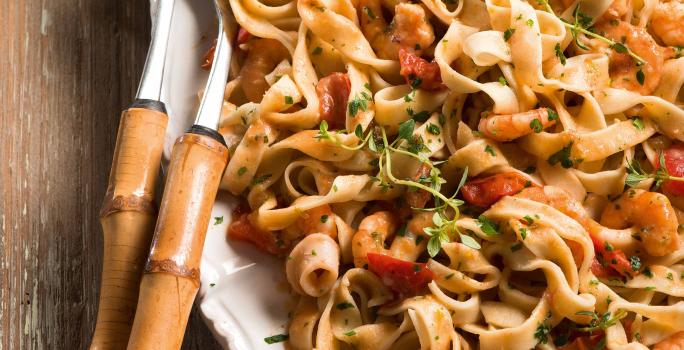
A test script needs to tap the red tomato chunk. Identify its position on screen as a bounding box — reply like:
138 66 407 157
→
461 172 532 207
661 143 684 196
590 235 637 278
236 27 252 46
406 163 432 209
316 73 351 130
367 253 434 297
398 48 445 91
228 204 288 256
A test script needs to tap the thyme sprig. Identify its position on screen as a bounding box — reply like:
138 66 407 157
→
574 309 628 333
536 0 646 65
378 126 470 256
315 117 472 256
625 152 684 188
315 121 371 151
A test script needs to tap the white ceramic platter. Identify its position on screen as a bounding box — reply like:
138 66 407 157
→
153 0 291 348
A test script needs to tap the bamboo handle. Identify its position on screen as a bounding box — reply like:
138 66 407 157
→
90 102 168 350
127 130 229 350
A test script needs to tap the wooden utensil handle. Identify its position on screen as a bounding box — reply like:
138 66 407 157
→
127 127 229 350
90 100 168 350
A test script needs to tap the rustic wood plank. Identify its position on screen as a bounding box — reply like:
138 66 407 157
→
0 0 221 348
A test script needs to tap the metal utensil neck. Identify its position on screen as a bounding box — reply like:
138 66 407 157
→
193 3 232 130
136 0 175 101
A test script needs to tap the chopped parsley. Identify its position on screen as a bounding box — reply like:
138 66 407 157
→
253 173 272 185
604 242 614 252
534 322 550 344
213 216 224 225
344 330 356 336
320 215 329 223
629 256 641 271
526 19 534 27
510 242 524 252
530 119 543 133
484 145 497 157
348 92 372 116
311 46 323 55
548 142 575 168
427 123 441 135
363 6 376 19
547 108 559 121
237 167 247 176
264 334 289 344
643 267 653 278
554 43 566 65
503 28 515 41
336 302 355 310
632 117 645 130
519 227 527 240
284 95 293 104
523 215 535 225
498 76 508 86
636 69 645 85
612 42 628 54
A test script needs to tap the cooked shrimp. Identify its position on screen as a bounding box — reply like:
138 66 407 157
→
516 186 590 225
359 1 434 60
477 107 556 142
593 20 666 95
600 189 679 257
239 38 289 102
654 331 684 350
282 205 338 243
295 205 338 239
516 187 638 278
389 211 433 261
651 0 684 47
352 211 398 267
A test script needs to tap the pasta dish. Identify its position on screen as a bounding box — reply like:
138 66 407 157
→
211 0 684 348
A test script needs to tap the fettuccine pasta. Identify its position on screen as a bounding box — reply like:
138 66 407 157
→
213 0 684 348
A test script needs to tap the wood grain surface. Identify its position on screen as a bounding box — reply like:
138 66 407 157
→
0 1 221 348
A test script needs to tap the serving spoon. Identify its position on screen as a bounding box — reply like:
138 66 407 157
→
126 2 233 349
90 0 174 348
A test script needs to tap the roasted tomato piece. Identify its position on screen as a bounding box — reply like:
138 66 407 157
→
590 235 637 278
558 334 605 350
398 48 445 91
660 143 684 196
228 204 288 255
461 172 532 207
367 253 434 297
201 40 217 70
236 27 252 46
406 163 431 209
316 73 351 130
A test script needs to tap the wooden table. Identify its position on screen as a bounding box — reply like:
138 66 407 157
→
0 1 221 348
